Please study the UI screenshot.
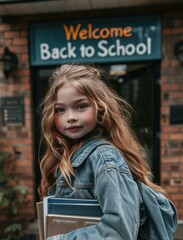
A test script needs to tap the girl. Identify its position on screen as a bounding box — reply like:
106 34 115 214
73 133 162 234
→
38 64 164 240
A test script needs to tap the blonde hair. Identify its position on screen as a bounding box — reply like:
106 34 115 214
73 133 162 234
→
38 64 164 198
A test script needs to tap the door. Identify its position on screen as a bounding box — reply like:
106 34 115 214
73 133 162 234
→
32 67 55 201
105 63 160 183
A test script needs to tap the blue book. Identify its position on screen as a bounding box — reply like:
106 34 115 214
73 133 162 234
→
47 197 99 205
46 197 103 217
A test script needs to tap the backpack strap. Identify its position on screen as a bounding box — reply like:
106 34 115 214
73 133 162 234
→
136 180 178 240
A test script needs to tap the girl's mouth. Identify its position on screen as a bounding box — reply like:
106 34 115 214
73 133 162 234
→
67 126 82 132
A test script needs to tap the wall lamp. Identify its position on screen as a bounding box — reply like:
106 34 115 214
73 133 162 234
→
174 40 183 65
0 47 19 78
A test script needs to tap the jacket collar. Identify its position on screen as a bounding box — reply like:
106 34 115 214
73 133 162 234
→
71 137 107 167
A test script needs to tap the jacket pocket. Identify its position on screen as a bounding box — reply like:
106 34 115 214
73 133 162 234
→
73 180 95 199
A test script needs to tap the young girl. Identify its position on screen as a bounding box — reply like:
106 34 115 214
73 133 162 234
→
38 64 164 240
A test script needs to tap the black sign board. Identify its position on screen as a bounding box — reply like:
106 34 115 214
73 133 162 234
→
1 97 25 126
170 105 183 124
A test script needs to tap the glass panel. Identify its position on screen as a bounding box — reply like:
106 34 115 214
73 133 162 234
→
120 69 154 151
103 64 155 169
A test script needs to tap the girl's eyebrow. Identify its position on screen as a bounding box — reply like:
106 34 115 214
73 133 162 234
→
55 97 89 106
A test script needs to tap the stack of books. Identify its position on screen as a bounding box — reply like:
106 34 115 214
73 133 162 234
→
36 196 103 240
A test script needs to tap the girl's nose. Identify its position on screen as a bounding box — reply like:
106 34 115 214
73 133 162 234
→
67 110 78 122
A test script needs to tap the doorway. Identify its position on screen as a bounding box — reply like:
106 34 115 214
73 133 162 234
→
103 63 160 182
32 62 160 201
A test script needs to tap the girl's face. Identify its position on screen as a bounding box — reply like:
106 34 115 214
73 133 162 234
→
55 83 97 140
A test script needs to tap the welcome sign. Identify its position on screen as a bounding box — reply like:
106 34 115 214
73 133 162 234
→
30 15 161 66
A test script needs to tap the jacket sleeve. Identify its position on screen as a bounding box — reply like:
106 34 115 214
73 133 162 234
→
47 164 140 240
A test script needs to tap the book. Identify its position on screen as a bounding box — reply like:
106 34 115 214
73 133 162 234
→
46 214 101 238
39 196 103 239
46 197 103 217
36 201 44 240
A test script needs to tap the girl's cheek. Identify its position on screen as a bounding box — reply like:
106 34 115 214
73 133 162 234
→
56 119 64 131
55 119 60 129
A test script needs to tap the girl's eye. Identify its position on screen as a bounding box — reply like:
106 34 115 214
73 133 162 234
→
77 103 88 110
55 107 65 114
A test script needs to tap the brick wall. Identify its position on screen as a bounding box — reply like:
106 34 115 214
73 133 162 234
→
0 20 36 233
161 11 183 219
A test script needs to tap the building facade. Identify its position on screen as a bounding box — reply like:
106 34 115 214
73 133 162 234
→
0 0 183 233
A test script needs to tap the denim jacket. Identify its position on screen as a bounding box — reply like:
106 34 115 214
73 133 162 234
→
48 137 140 240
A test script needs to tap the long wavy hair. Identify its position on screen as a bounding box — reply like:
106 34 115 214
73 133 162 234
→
38 64 164 198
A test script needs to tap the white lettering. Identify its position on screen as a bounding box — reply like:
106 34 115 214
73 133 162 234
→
67 42 76 58
79 44 95 57
116 39 125 56
108 45 116 57
40 37 152 61
97 38 152 58
147 37 151 55
136 43 146 55
125 44 135 56
40 43 51 60
52 48 59 59
40 42 77 60
60 47 67 59
85 46 95 57
97 40 108 57
80 44 85 57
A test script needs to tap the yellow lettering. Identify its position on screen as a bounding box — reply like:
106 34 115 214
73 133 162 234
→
124 26 132 37
100 28 110 39
88 24 92 39
63 23 133 40
93 28 100 39
63 24 81 40
110 28 123 37
79 29 88 40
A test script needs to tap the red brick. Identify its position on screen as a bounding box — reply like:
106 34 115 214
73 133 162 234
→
162 83 180 91
20 31 28 37
169 93 183 100
162 156 180 163
169 133 183 140
171 60 181 67
20 53 29 61
161 60 170 68
0 24 11 31
10 45 28 53
162 28 171 35
172 27 183 34
13 38 28 45
165 186 180 193
4 31 19 38
17 68 30 76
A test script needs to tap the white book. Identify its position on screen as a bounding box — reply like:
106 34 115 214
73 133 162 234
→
43 195 55 239
46 214 101 238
